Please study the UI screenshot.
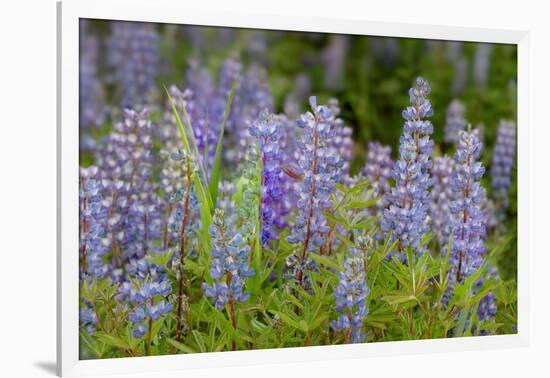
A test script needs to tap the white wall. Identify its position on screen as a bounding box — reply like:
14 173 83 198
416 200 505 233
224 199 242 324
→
0 0 547 377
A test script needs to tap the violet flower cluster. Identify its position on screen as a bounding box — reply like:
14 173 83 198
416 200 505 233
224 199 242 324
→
362 142 393 221
79 166 110 278
382 77 434 255
248 110 284 245
443 100 467 144
95 109 162 271
491 120 516 209
430 156 455 246
107 21 160 107
331 236 371 344
328 99 354 178
203 209 255 310
447 130 486 282
287 97 344 285
118 278 173 338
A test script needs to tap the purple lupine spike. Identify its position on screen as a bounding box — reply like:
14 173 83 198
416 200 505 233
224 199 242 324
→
203 209 255 310
362 142 393 222
491 120 516 209
80 166 110 278
323 35 349 91
430 156 455 245
444 100 467 144
447 129 486 282
95 108 162 270
331 235 371 344
328 98 354 178
228 64 275 169
107 21 160 107
382 77 434 256
249 110 284 245
79 20 104 132
287 96 344 287
473 43 494 89
119 276 173 339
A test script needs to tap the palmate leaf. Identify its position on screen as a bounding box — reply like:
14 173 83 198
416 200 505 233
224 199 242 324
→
208 79 238 207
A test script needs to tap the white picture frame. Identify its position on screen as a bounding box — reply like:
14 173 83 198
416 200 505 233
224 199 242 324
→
57 0 530 376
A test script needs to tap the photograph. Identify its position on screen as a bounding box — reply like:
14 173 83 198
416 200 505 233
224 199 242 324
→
77 18 518 359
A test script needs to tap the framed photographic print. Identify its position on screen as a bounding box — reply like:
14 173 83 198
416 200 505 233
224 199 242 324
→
57 0 529 376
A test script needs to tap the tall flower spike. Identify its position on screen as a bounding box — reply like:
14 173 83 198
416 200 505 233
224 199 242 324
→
430 156 455 246
443 100 467 144
203 209 255 310
362 142 393 230
287 97 344 287
328 98 354 178
331 235 371 344
107 21 160 107
95 108 162 271
249 110 283 245
491 120 516 210
447 129 486 282
382 77 434 256
79 166 110 278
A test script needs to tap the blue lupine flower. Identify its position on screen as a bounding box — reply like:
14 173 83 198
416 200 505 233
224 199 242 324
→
96 109 162 269
328 99 354 178
443 100 466 144
79 306 98 334
473 43 494 89
430 156 455 245
491 120 516 209
249 110 283 245
203 209 255 310
120 277 173 338
79 20 104 133
107 21 160 107
362 142 393 226
79 166 110 278
331 236 371 344
382 77 434 256
323 35 349 91
447 129 486 282
287 97 344 286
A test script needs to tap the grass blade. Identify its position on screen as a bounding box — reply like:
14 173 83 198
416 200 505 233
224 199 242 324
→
208 79 238 207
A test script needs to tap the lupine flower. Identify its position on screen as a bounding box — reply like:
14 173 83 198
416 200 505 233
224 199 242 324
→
79 20 104 132
119 278 173 338
79 306 98 334
107 21 160 107
444 100 467 144
447 129 486 282
382 77 434 256
331 236 371 344
370 37 400 68
95 109 162 270
473 43 494 89
323 35 349 90
491 120 516 209
362 142 393 224
328 99 354 178
476 266 499 335
228 64 275 170
249 111 283 245
203 209 255 310
430 156 455 246
79 166 110 278
287 97 344 286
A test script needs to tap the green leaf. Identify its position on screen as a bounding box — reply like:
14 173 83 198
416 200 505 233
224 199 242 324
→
208 80 237 206
166 338 196 354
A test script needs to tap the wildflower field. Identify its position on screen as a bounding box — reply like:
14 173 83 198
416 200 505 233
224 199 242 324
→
78 20 518 358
